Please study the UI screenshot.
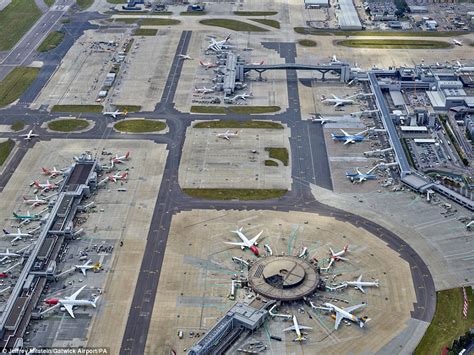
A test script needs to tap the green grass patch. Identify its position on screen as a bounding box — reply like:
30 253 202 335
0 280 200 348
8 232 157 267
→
50 104 103 113
61 18 70 24
264 160 278 166
0 139 14 166
190 106 281 114
250 19 280 29
141 18 180 25
193 120 283 129
114 119 166 133
294 27 469 37
0 0 42 51
234 11 278 16
133 28 158 36
0 67 40 107
183 188 287 200
106 0 126 3
37 31 65 52
76 0 94 10
200 19 268 32
298 39 317 47
115 105 141 112
401 138 415 168
265 147 288 166
10 121 25 131
415 287 473 355
180 11 207 16
337 39 451 49
44 0 55 6
48 119 90 132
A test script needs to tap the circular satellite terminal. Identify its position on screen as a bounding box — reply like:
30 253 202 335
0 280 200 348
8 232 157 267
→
248 256 319 301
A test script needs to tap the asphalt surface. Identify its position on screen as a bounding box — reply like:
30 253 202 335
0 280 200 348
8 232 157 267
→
0 15 437 354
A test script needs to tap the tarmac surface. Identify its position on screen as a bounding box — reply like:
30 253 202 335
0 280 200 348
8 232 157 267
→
0 15 438 354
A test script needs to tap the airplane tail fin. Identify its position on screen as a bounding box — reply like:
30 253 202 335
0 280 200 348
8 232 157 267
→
225 34 231 42
3 229 9 235
13 212 18 218
42 168 49 174
359 316 370 328
343 245 349 253
92 296 100 308
125 152 130 159
260 60 264 65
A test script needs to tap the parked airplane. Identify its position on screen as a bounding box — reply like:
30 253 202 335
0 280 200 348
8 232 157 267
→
224 227 262 256
312 116 335 125
111 152 130 164
313 302 370 330
331 128 371 144
103 171 128 184
23 195 48 207
225 92 253 103
344 275 379 293
321 94 356 107
103 109 128 119
0 249 21 262
44 285 99 318
42 167 64 178
331 55 342 64
3 228 32 243
199 60 219 69
345 166 378 183
350 109 379 117
216 130 239 140
34 180 58 192
321 245 349 271
283 315 312 342
207 34 231 52
453 39 463 46
19 130 39 140
194 86 215 94
177 54 193 60
75 260 101 276
13 211 41 221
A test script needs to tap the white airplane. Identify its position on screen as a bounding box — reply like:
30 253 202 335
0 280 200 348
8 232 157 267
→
0 249 22 262
44 285 99 318
177 54 193 60
33 180 58 192
194 86 215 94
321 245 349 271
107 171 128 183
19 130 39 140
216 130 239 140
111 152 130 164
344 275 379 293
103 109 128 119
75 260 101 276
331 55 342 64
224 227 262 256
321 94 356 107
3 228 32 243
199 60 218 69
42 167 64 178
312 116 335 125
283 315 312 342
453 39 463 46
225 92 253 103
313 302 370 330
207 34 231 52
23 195 48 207
345 166 378 183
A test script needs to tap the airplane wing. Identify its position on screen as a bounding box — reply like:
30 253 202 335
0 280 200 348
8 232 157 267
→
344 138 354 145
334 312 343 330
224 241 246 246
343 303 366 313
337 256 348 261
334 102 342 107
356 285 366 293
340 129 349 136
63 304 75 318
298 325 312 330
331 94 338 99
358 177 364 183
66 285 87 301
80 268 87 276
248 231 263 246
282 325 296 332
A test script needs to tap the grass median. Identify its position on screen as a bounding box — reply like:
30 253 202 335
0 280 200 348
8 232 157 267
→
264 160 278 166
193 120 283 129
183 188 287 200
200 19 268 32
115 105 141 112
265 147 288 165
0 139 14 166
134 28 158 36
337 39 451 49
250 19 280 29
48 119 90 132
294 27 468 37
11 121 25 131
415 287 473 355
51 105 103 113
190 106 280 114
298 39 317 47
0 67 40 107
37 31 65 52
77 0 94 10
0 0 42 51
114 119 166 133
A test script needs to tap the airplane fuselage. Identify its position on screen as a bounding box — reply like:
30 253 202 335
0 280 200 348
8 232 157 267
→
331 134 365 143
